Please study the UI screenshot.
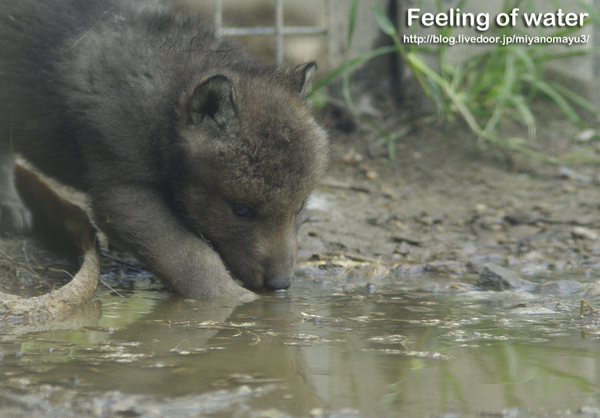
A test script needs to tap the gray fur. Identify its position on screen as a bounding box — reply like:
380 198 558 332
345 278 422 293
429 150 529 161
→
0 0 329 301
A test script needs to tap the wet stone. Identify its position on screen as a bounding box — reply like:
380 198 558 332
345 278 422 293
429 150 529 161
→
504 210 539 225
574 128 598 142
390 235 422 246
507 225 542 241
476 264 536 291
395 241 411 255
510 304 559 315
558 166 592 182
538 280 583 296
328 408 362 418
571 226 599 241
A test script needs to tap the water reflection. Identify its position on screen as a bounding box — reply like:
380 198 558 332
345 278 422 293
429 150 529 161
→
2 274 600 417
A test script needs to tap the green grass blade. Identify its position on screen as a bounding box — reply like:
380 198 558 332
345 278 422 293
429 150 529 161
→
374 125 412 147
484 51 517 134
521 74 583 126
548 81 600 116
372 4 396 37
309 45 397 95
405 53 488 141
579 1 600 27
510 46 536 74
509 94 536 138
341 0 361 114
541 48 599 61
347 0 359 48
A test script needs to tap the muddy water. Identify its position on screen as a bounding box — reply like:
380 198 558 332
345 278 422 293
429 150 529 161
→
2 261 600 418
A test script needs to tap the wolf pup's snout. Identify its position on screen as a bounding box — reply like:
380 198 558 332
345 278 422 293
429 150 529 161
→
264 276 291 290
262 257 294 290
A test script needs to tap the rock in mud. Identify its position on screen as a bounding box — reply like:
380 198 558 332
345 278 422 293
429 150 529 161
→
510 304 559 315
571 226 599 241
476 264 536 291
538 280 583 296
504 210 539 225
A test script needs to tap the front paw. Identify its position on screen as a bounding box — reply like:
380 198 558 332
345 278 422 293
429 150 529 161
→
201 277 258 304
224 283 258 303
0 199 32 234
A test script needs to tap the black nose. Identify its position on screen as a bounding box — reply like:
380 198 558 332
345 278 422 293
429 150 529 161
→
264 276 291 290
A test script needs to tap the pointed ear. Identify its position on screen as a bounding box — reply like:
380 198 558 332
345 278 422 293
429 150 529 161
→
185 75 236 128
293 62 317 97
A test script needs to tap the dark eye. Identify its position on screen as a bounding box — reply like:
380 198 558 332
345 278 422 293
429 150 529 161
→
233 202 255 221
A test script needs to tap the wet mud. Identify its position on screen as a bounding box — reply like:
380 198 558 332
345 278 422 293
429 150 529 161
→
2 259 600 418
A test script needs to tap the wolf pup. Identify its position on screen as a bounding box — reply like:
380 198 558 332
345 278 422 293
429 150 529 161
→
0 0 329 301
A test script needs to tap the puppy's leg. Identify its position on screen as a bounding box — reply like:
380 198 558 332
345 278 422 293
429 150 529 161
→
92 184 257 302
0 153 32 233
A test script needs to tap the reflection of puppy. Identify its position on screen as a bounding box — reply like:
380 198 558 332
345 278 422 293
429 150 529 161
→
0 0 328 301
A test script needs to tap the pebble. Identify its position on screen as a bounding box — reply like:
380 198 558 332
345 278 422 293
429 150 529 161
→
396 241 411 255
341 148 363 164
364 170 378 180
475 203 488 214
574 128 597 142
538 280 583 296
504 210 538 225
510 305 558 315
558 166 592 182
571 226 598 241
476 264 536 291
310 408 325 417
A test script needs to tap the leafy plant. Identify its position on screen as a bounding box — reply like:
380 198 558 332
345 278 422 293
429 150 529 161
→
373 0 600 163
310 0 411 159
313 0 600 163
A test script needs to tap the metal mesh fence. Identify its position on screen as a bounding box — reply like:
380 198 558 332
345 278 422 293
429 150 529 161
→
213 0 329 66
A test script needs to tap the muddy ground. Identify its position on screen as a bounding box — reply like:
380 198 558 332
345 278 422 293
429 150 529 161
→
300 99 600 285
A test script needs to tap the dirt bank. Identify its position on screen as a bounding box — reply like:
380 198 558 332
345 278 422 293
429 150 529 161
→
299 100 600 282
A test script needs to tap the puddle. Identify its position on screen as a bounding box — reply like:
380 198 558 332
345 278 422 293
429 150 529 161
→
2 260 600 418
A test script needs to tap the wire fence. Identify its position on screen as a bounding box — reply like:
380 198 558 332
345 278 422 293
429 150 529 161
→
213 0 329 66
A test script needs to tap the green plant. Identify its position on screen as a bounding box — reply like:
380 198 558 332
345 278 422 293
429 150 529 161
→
310 0 412 159
313 0 600 163
373 0 600 163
